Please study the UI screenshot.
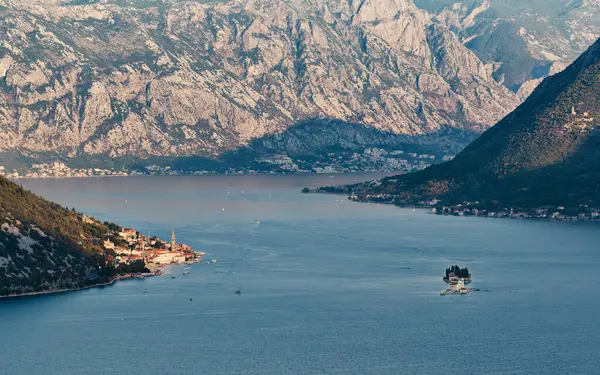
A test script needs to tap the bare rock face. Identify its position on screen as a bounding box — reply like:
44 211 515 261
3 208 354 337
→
0 0 519 159
423 0 600 95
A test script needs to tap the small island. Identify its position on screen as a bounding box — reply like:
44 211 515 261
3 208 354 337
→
0 173 213 298
440 265 478 296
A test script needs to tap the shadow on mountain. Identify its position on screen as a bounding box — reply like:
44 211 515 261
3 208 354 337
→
219 118 479 165
0 119 480 172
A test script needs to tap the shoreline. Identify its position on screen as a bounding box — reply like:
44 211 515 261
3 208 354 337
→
0 273 159 300
310 189 600 223
6 170 402 181
428 210 600 222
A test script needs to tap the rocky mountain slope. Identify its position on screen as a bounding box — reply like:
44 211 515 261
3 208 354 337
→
0 0 518 161
0 176 117 296
345 38 600 212
415 0 600 99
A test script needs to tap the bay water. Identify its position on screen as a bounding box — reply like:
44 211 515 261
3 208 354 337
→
1 174 600 374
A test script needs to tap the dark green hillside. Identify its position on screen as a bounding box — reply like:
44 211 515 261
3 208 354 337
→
0 176 120 296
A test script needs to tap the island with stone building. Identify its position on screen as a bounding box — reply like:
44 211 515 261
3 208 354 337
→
440 265 478 296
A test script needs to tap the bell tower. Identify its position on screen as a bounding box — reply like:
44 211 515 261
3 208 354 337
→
171 230 176 252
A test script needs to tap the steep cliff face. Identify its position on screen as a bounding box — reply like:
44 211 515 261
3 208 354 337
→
0 0 517 160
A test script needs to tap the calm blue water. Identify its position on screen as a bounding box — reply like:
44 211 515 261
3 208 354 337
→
2 174 600 375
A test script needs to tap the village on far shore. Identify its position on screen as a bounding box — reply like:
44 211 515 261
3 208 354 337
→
102 226 208 273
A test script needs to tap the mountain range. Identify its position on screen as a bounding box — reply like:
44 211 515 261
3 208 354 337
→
0 0 522 165
343 37 600 214
0 0 597 169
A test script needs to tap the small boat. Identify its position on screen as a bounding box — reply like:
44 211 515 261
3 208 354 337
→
211 259 217 263
183 271 190 275
235 290 241 295
144 289 148 293
171 276 176 279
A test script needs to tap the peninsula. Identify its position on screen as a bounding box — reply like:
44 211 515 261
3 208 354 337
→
0 176 200 298
106 228 205 271
309 38 600 222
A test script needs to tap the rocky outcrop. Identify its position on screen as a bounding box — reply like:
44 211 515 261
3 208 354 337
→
0 0 518 160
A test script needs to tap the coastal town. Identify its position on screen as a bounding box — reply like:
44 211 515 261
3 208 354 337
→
0 148 455 179
430 204 600 222
105 227 207 272
256 148 453 174
337 188 600 222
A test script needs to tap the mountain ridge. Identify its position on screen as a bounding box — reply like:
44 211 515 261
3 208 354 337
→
0 0 518 161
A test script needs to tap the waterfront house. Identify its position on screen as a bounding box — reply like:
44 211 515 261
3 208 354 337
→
146 250 187 265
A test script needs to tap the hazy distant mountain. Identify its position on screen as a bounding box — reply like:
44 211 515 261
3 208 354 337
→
349 38 600 211
0 0 518 163
414 0 600 99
